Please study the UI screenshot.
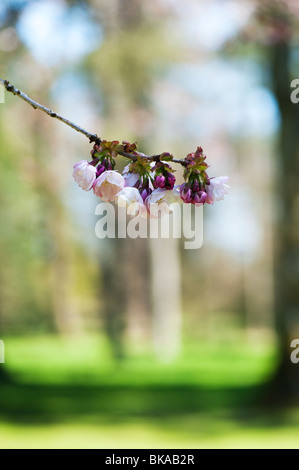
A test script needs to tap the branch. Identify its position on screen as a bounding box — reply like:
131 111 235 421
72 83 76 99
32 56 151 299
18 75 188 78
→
0 78 186 166
0 78 101 143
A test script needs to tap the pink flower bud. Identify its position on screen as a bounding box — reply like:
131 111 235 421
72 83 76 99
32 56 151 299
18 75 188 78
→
101 158 114 171
182 189 193 203
93 170 125 202
180 183 192 203
73 160 97 191
154 175 166 189
96 164 106 178
140 187 152 201
192 191 207 205
165 172 176 189
106 160 113 171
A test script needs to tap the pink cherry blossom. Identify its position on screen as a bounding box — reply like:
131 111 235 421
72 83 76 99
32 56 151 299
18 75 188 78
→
116 186 147 217
206 176 229 205
146 186 182 218
93 170 125 202
73 160 97 191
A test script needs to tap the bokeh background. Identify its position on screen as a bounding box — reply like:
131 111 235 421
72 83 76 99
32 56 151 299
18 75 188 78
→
0 0 299 449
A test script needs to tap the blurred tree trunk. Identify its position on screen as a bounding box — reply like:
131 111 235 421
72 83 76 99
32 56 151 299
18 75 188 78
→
269 40 299 400
125 237 151 344
48 198 80 335
95 0 153 357
150 237 182 361
100 235 127 361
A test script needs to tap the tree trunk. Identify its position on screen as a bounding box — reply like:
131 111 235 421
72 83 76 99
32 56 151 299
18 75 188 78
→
150 236 182 362
95 0 154 358
100 236 127 361
268 41 299 401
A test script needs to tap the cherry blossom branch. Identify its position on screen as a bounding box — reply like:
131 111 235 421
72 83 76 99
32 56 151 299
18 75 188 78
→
0 79 230 206
0 78 186 166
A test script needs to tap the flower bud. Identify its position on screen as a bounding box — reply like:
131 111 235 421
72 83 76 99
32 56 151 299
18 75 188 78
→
154 174 166 189
180 183 192 203
182 189 192 203
73 160 97 191
165 172 176 189
140 187 152 201
90 143 103 158
192 191 207 205
96 164 106 178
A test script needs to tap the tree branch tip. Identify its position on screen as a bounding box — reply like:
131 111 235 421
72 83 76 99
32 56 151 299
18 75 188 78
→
0 79 11 90
3 80 13 92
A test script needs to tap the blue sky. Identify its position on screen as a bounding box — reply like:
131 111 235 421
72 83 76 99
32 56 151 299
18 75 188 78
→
17 0 101 66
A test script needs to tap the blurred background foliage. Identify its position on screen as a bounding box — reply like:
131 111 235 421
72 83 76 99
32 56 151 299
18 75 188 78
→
0 0 299 448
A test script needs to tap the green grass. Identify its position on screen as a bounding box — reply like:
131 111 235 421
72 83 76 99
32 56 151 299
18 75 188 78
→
1 413 299 449
4 334 276 387
1 333 297 449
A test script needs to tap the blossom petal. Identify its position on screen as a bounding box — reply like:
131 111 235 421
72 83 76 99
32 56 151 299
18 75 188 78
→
73 160 97 191
93 170 125 202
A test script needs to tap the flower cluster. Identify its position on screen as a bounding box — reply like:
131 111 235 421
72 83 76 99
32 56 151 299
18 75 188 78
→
180 147 229 205
72 141 229 217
